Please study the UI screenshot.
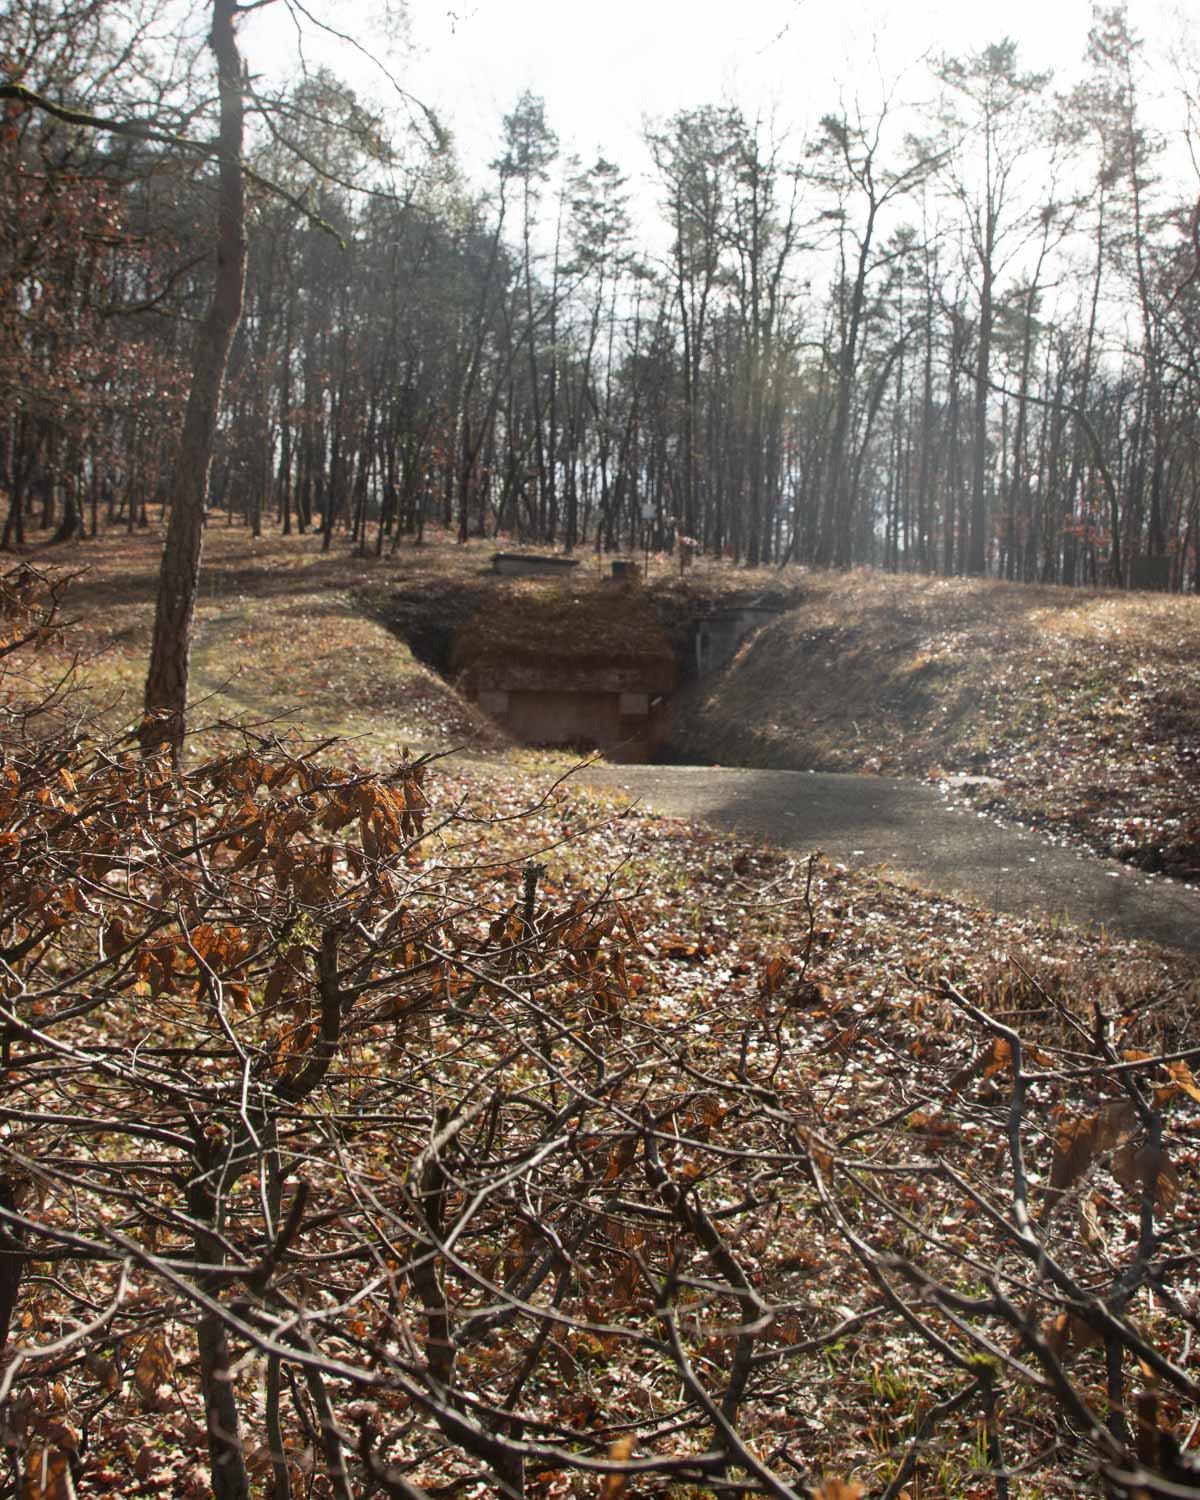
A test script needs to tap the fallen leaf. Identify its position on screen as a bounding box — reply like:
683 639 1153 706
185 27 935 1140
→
134 1329 175 1410
599 1435 636 1497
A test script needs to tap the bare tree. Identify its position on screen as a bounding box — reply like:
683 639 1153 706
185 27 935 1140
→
140 0 246 760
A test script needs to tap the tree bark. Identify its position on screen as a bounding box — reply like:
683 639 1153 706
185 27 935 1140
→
0 1179 26 1354
141 0 246 761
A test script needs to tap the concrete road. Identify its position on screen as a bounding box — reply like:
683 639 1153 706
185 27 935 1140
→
575 763 1200 954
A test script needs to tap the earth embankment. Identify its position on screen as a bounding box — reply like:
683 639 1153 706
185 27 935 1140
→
669 568 1200 881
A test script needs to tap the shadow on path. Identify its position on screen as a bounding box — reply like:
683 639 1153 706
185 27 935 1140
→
577 764 1200 954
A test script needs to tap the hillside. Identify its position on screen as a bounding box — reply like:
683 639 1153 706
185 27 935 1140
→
44 532 1200 878
673 569 1200 880
41 526 505 757
40 532 1200 882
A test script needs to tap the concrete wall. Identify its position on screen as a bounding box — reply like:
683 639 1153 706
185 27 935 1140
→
492 553 580 578
693 607 779 676
477 687 670 762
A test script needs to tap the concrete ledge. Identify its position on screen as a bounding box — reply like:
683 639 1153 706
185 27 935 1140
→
491 553 580 577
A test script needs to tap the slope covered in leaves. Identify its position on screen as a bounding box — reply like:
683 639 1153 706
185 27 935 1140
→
673 569 1200 880
2 559 1199 1500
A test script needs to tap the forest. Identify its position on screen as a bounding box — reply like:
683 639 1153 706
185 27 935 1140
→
2 2 1200 1499
3 0 1200 585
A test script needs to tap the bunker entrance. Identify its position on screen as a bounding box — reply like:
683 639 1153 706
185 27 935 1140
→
451 581 678 764
386 573 783 765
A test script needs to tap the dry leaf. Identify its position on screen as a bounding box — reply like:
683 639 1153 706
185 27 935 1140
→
1044 1311 1103 1363
814 1480 866 1500
1048 1114 1099 1194
1113 1142 1178 1213
83 1352 120 1394
133 1329 175 1410
982 1038 1013 1081
762 954 788 995
1167 1060 1200 1105
1043 1100 1138 1220
1095 1100 1137 1152
603 1136 638 1184
20 1446 75 1500
800 1128 835 1176
1078 1197 1108 1253
599 1435 636 1497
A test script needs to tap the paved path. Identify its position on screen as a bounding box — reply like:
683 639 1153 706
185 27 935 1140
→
575 764 1200 954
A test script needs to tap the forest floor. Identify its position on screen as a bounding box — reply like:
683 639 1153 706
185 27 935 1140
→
8 521 1200 1496
40 524 503 755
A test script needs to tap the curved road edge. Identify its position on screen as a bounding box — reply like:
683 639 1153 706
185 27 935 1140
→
572 763 1200 955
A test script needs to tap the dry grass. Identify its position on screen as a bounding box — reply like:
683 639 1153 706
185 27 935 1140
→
674 567 1200 876
28 524 506 755
450 579 676 672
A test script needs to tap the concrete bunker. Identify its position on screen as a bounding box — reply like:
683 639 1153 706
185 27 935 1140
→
452 582 677 762
691 604 781 677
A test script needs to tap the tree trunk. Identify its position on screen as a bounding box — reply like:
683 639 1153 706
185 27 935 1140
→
0 1179 26 1354
968 260 993 576
141 0 246 761
188 1159 251 1500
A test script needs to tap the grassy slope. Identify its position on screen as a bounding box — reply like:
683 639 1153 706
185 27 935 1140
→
673 569 1200 879
41 526 505 757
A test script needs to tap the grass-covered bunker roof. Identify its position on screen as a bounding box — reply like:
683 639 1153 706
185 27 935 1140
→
451 580 678 694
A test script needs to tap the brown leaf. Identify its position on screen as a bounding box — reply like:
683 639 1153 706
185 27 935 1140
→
133 1330 174 1410
1078 1196 1108 1252
603 1136 638 1184
1044 1311 1103 1363
800 1128 835 1177
1113 1141 1178 1212
319 794 355 832
814 1481 865 1500
401 777 427 838
1095 1099 1137 1152
598 1435 636 1497
656 934 706 961
102 917 127 958
762 954 788 995
83 1352 120 1394
20 1446 75 1500
695 1094 723 1129
1167 1060 1200 1105
1046 1100 1137 1214
981 1037 1013 1081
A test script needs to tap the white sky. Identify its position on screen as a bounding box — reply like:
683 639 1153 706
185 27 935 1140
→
239 0 1198 257
403 0 1097 168
336 0 1194 183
